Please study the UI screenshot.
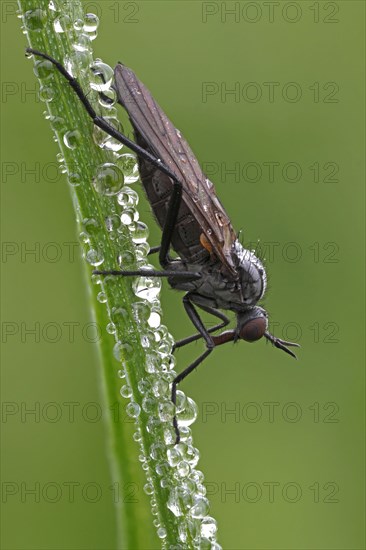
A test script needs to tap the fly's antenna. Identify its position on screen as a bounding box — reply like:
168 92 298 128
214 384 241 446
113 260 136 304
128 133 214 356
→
264 331 300 359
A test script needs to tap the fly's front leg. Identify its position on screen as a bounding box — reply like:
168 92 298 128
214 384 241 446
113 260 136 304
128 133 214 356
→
173 304 229 350
25 50 192 279
26 49 179 183
172 295 216 444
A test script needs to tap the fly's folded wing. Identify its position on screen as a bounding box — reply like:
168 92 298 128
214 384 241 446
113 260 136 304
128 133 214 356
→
114 63 237 277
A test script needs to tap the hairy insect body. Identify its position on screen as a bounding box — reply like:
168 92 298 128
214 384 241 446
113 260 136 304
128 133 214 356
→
134 134 267 312
166 240 267 312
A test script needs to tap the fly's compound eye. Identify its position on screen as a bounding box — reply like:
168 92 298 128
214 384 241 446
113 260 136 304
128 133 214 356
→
240 317 267 342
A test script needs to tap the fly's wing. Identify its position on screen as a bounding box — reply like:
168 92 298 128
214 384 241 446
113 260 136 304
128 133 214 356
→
114 63 237 278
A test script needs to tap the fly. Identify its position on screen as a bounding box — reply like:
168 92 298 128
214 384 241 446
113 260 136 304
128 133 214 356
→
27 48 300 443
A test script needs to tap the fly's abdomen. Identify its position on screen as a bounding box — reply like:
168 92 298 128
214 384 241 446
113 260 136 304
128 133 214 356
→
135 132 210 265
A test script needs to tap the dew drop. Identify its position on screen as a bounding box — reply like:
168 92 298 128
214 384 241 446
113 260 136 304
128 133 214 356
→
93 163 124 195
68 173 81 187
24 8 46 30
73 17 84 30
145 352 159 374
141 331 155 349
97 291 107 303
49 115 65 132
133 273 161 302
126 401 141 418
187 518 201 542
83 12 99 33
143 482 154 496
130 221 149 244
33 59 54 81
158 401 175 422
135 247 147 262
106 322 116 334
73 34 92 53
53 14 72 33
65 51 92 76
146 415 161 434
157 335 174 355
190 496 209 518
117 186 139 207
85 248 104 266
39 85 55 102
152 378 169 397
89 61 114 91
157 527 167 540
48 0 58 11
113 341 132 361
142 396 156 414
198 538 213 550
110 307 128 323
163 426 176 446
137 378 150 395
176 460 190 478
120 208 138 226
117 250 135 267
136 241 150 258
167 487 189 517
98 87 116 109
132 301 150 324
91 272 102 285
177 425 191 443
148 310 161 328
93 116 124 151
116 153 139 184
200 516 218 539
105 214 121 232
176 396 198 427
63 129 81 149
175 390 187 414
82 217 99 236
120 384 132 399
190 469 205 485
167 447 181 467
133 430 142 443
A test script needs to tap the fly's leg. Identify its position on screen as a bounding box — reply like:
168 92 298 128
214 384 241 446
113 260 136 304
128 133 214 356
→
172 349 212 444
172 295 216 444
26 49 187 271
26 49 177 181
148 246 161 256
93 268 200 280
174 305 229 349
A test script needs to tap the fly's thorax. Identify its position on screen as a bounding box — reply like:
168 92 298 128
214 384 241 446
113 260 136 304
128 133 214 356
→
167 257 238 310
233 240 267 305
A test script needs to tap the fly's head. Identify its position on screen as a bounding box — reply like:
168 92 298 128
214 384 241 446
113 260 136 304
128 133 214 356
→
236 306 268 343
232 240 300 357
236 306 300 358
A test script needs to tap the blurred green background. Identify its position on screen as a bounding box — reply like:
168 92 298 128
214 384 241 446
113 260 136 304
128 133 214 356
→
1 1 365 549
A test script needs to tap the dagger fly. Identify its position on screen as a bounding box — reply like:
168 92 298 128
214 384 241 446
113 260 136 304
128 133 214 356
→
26 48 300 444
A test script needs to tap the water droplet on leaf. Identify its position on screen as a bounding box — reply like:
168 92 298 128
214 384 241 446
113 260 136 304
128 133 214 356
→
93 163 124 195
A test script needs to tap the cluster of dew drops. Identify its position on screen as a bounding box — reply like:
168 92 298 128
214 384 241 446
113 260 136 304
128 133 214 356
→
22 3 221 547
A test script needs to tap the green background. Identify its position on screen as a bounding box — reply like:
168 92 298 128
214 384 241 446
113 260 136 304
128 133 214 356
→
1 1 365 549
